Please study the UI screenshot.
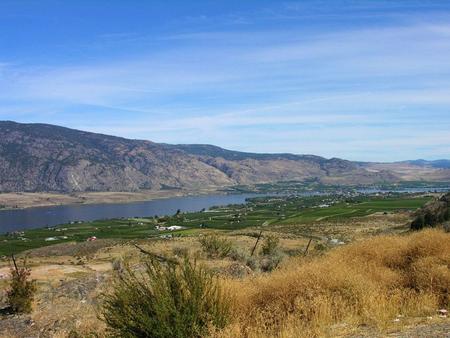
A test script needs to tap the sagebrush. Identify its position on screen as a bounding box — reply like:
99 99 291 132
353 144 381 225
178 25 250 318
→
7 258 36 314
199 234 232 258
261 234 280 256
101 258 230 338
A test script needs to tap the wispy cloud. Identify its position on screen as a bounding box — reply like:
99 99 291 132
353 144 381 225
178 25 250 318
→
1 1 450 161
4 22 450 99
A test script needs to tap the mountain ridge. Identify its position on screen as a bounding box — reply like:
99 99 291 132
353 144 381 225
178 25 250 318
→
0 121 449 193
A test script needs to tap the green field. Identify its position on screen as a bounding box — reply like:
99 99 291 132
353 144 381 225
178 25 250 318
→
0 194 432 256
278 197 431 224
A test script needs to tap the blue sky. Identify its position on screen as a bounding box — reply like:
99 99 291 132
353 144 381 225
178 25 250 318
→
1 0 450 161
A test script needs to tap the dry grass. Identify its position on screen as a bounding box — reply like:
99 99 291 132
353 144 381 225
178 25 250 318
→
32 297 104 337
217 229 450 337
1 229 448 337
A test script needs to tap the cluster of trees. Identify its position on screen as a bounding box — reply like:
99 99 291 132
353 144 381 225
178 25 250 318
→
411 193 449 230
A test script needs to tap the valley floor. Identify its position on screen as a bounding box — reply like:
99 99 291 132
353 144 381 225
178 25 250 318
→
0 192 448 337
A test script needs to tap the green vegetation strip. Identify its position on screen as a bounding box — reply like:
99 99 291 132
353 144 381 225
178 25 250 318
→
0 194 432 256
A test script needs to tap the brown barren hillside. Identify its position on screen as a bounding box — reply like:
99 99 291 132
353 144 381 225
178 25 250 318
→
1 121 449 193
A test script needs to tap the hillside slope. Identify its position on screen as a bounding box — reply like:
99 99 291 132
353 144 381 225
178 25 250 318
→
411 192 450 229
0 121 449 193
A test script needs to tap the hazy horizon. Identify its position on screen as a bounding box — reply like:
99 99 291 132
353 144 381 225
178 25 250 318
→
1 1 450 161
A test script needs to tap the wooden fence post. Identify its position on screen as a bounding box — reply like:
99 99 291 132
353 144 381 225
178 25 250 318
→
303 238 313 256
251 230 263 256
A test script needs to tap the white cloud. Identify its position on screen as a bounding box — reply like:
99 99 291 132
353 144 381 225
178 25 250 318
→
1 18 450 161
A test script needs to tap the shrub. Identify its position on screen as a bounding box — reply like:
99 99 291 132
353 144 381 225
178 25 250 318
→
259 251 284 272
245 255 259 271
261 234 280 256
411 193 450 230
101 258 230 338
199 234 232 258
7 258 36 314
229 247 259 271
111 257 124 272
224 263 253 279
314 243 327 252
424 212 435 226
411 214 425 230
172 246 189 258
444 222 450 233
229 247 247 262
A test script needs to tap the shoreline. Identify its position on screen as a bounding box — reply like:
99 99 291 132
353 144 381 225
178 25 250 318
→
0 185 447 211
0 188 229 211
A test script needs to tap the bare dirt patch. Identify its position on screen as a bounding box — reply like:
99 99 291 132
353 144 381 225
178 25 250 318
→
0 187 222 210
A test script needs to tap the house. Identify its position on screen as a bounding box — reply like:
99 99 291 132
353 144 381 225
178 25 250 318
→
156 225 184 231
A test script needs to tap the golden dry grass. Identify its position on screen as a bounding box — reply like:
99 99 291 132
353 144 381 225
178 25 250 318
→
1 229 448 337
217 229 450 337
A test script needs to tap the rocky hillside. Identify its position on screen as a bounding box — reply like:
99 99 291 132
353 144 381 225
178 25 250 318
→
0 121 449 193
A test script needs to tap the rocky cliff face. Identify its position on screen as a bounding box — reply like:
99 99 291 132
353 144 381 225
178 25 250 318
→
0 121 448 193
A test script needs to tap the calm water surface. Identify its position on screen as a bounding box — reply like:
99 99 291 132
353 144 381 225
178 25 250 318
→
0 194 264 233
0 187 448 233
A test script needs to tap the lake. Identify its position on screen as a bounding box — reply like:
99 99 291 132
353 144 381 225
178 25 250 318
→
0 193 264 233
1 187 447 233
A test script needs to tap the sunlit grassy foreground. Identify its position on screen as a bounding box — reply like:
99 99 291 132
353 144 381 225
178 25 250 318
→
216 229 449 337
2 228 447 337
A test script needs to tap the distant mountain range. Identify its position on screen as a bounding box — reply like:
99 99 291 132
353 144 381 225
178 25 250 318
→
403 159 450 169
0 121 449 193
